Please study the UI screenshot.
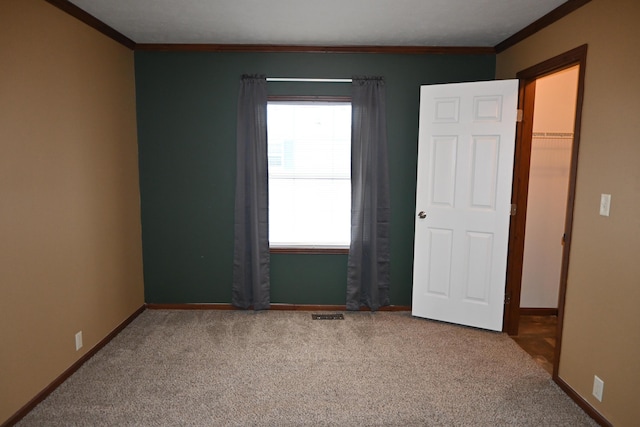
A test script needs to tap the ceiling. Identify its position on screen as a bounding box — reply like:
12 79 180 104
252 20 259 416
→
66 0 569 47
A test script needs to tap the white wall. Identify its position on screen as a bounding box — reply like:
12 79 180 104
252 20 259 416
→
520 66 579 308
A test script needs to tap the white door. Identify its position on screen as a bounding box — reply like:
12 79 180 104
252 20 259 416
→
412 80 518 331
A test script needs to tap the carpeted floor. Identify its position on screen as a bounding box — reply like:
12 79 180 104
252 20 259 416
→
18 310 596 426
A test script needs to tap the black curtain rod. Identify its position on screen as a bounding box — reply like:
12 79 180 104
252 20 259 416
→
266 77 352 83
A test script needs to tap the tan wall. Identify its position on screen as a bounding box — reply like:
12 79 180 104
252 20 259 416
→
497 0 640 425
0 0 144 423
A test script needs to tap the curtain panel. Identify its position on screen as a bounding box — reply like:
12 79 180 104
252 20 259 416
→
346 77 391 311
232 75 270 310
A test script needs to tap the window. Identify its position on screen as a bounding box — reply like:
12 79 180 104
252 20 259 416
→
267 98 351 251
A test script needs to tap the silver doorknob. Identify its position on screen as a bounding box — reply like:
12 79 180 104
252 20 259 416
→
418 211 426 219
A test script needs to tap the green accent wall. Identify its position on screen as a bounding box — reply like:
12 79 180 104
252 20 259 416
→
135 51 495 305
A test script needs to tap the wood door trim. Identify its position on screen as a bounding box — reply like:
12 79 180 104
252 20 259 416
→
503 44 588 383
504 79 536 336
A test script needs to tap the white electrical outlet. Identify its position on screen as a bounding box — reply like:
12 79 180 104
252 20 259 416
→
75 331 83 351
592 375 604 402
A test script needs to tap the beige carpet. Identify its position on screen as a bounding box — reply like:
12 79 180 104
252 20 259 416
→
18 310 596 426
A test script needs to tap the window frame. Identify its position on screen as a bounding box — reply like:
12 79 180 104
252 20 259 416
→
267 95 352 255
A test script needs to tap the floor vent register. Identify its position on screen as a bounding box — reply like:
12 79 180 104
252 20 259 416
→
311 314 345 320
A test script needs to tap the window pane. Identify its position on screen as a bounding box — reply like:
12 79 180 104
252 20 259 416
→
269 178 350 246
267 101 351 247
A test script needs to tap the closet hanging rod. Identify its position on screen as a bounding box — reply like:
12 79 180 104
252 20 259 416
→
266 77 352 83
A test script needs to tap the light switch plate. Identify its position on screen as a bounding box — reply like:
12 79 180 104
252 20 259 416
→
599 194 611 216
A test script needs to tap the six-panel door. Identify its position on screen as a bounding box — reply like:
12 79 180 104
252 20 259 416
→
412 80 518 331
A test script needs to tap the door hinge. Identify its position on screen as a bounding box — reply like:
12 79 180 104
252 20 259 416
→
516 109 523 122
510 204 517 216
504 293 511 304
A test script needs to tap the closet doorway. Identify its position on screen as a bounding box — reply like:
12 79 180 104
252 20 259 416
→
503 45 588 379
521 66 579 314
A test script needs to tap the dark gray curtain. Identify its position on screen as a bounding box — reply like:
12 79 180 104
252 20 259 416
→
346 77 391 311
232 75 270 310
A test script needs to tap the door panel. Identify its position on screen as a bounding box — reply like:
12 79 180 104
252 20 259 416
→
426 228 453 297
431 136 457 206
471 136 499 209
412 80 518 331
464 231 493 303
